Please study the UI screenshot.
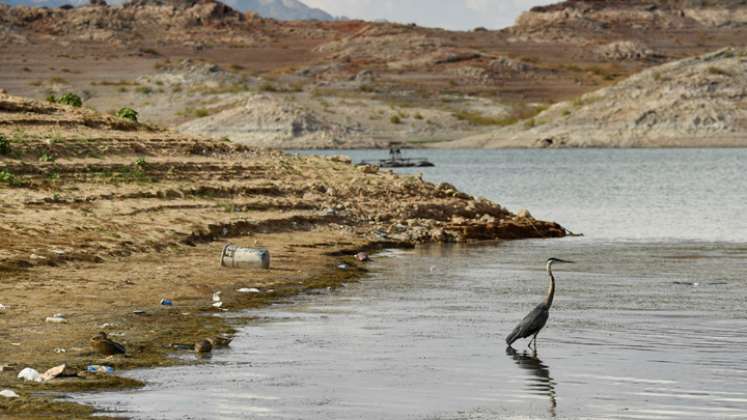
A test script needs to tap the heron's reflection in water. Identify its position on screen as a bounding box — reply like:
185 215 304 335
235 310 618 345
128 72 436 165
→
506 347 557 417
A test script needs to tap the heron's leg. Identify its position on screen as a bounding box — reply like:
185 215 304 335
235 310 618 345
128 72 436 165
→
532 333 539 349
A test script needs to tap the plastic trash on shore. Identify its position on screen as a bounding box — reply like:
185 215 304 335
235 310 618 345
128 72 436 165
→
337 263 349 270
160 299 173 306
237 287 260 293
45 313 66 323
86 365 114 374
0 304 8 311
212 291 223 308
40 364 67 382
17 368 42 382
0 389 19 398
355 252 370 262
220 244 270 269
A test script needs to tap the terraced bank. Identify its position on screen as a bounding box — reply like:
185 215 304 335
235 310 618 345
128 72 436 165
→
0 93 565 418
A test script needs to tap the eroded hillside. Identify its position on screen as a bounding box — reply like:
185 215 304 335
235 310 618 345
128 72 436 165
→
450 48 747 148
2 0 747 147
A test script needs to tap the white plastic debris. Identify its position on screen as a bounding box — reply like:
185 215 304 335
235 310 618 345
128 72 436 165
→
17 368 42 382
86 365 114 374
54 348 66 353
212 291 222 302
45 313 66 323
212 301 223 308
0 389 19 398
237 288 260 293
0 304 7 311
40 364 67 382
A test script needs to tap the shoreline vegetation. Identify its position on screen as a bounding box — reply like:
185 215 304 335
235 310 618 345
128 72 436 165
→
0 93 566 418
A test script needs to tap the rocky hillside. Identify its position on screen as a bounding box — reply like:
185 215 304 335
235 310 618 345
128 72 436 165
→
2 0 334 21
450 48 747 148
3 0 747 148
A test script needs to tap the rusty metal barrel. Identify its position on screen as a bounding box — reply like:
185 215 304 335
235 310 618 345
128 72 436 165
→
219 244 270 269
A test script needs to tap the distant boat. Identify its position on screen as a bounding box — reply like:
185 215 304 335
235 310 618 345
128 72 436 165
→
357 144 435 168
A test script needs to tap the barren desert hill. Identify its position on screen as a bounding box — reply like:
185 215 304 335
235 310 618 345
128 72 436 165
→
448 47 747 148
1 0 335 21
2 0 747 148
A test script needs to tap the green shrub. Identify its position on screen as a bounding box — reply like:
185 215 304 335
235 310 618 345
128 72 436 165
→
259 82 278 93
117 107 139 122
57 93 82 107
135 86 153 95
390 115 402 124
39 152 56 162
0 170 20 187
0 135 10 155
194 108 210 118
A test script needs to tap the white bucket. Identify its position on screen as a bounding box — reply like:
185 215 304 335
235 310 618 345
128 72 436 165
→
220 244 270 269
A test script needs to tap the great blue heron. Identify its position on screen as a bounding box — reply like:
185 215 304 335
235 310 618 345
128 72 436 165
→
506 257 574 349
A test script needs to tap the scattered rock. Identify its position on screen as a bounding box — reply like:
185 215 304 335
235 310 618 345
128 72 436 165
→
516 209 534 220
327 155 352 164
357 164 379 174
90 332 126 355
195 340 213 353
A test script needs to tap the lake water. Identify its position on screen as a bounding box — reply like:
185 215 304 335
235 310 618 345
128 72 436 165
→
74 149 747 419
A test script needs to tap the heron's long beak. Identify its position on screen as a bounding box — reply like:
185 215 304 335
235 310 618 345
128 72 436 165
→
555 259 575 264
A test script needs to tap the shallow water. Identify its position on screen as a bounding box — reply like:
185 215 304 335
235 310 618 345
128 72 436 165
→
74 149 747 419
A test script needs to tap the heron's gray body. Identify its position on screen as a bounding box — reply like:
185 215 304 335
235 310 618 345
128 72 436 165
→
505 303 550 346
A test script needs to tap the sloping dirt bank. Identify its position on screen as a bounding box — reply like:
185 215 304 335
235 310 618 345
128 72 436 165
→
0 93 565 418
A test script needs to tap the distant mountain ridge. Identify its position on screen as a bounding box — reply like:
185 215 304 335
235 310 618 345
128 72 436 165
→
0 0 334 20
224 0 332 21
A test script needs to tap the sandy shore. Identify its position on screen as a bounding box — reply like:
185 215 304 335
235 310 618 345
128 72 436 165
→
0 93 565 418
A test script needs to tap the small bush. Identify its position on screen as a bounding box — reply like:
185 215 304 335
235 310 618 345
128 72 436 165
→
0 135 10 155
46 94 57 103
117 107 138 122
57 93 82 107
390 115 402 124
0 170 20 187
414 113 424 120
194 108 210 118
259 82 278 93
135 86 153 95
39 152 56 162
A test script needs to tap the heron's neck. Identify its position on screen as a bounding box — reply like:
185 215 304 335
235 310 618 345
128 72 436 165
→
544 263 555 307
